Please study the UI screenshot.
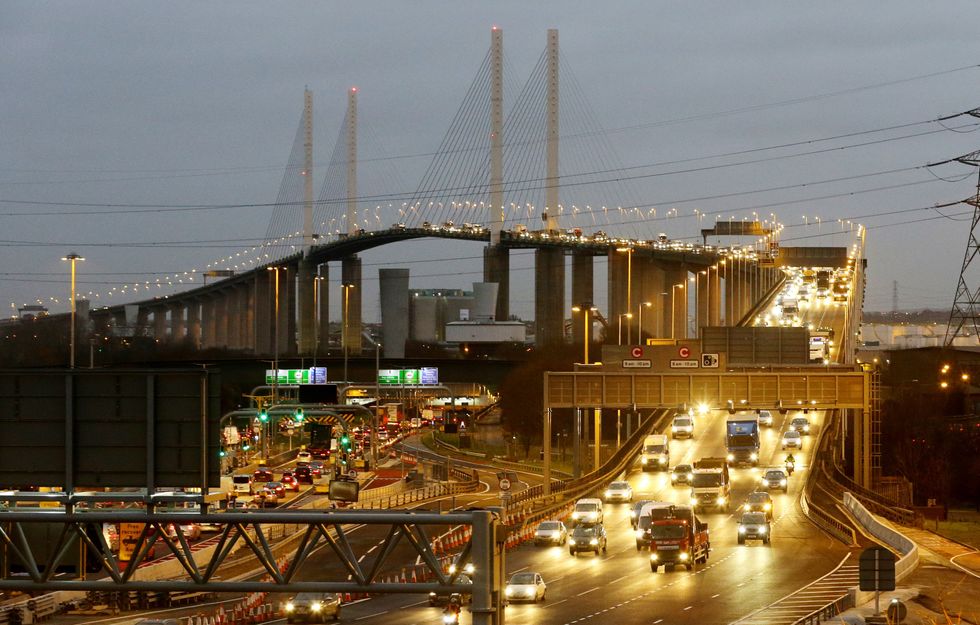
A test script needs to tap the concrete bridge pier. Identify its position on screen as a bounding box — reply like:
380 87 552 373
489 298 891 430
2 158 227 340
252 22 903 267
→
253 269 273 356
570 252 594 345
152 308 167 342
341 256 363 356
665 266 690 339
201 298 217 349
635 258 670 339
169 304 185 343
709 266 722 326
483 245 510 322
316 265 329 359
187 302 201 349
607 250 628 344
280 264 297 356
535 248 565 347
297 256 316 355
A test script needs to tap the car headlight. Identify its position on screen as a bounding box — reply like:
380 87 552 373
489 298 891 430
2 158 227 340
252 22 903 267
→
589 538 598 546
727 454 735 462
739 526 746 534
569 539 576 546
782 439 789 445
650 553 659 561
572 512 580 519
803 425 810 433
690 496 698 505
635 529 644 539
641 458 648 465
759 526 767 534
671 426 678 432
630 510 637 518
505 587 514 596
743 504 751 511
717 496 726 505
448 564 457 574
763 503 771 511
464 563 475 574
780 479 787 486
604 490 612 498
311 602 322 612
588 512 598 520
285 603 295 612
679 552 689 561
429 592 437 598
750 453 758 461
687 472 693 480
659 456 667 464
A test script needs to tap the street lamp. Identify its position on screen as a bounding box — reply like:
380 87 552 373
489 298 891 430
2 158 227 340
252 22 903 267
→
571 305 597 364
616 246 634 344
671 283 685 340
617 313 632 345
341 283 355 383
637 302 652 343
62 253 84 369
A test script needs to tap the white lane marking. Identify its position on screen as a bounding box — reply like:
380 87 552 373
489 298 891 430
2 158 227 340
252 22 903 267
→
366 544 378 553
543 598 568 608
654 619 663 624
610 574 630 584
684 606 693 611
711 593 720 598
577 586 600 596
355 611 387 621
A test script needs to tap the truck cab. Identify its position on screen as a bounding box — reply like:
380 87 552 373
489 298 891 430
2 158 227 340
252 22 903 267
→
726 415 760 466
690 468 731 512
634 501 674 550
640 434 670 472
647 504 710 572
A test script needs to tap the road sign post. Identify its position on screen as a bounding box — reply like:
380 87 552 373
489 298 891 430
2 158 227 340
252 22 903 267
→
859 547 896 615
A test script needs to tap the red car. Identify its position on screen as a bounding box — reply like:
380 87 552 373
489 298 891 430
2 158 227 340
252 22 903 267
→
309 446 331 460
280 472 300 492
264 482 286 498
309 462 324 479
252 466 273 483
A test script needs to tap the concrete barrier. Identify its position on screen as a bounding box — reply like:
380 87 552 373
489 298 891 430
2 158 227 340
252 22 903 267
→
843 491 919 583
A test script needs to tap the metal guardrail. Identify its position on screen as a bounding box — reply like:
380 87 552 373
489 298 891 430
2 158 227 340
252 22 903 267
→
798 410 858 545
843 492 919 583
792 593 855 625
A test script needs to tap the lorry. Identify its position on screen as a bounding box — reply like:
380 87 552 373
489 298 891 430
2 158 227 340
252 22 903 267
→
647 504 711 572
640 434 670 472
726 415 760 466
690 467 731 513
634 501 674 550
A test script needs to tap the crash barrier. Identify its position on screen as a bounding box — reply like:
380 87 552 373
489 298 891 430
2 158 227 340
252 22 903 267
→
799 410 858 545
429 435 573 479
0 591 83 625
843 491 919 583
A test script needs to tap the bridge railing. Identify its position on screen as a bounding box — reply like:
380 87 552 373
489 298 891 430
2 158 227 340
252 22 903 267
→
799 410 858 545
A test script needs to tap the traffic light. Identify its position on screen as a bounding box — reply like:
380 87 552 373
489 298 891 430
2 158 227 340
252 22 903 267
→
242 443 251 451
340 434 351 452
258 409 269 423
295 407 305 422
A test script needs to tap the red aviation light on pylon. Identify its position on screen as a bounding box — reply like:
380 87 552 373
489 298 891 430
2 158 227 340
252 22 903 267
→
491 25 499 31
350 86 358 93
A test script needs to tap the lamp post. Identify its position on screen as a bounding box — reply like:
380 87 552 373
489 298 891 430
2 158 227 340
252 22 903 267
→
616 246 634 344
637 302 652 343
341 283 355 383
617 313 632 345
313 274 324 366
571 305 596 364
372 341 381 469
62 253 84 369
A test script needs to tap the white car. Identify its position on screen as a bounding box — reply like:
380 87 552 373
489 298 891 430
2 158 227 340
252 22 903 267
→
757 410 774 427
603 481 633 503
505 572 547 603
781 430 802 450
296 450 313 463
789 416 811 435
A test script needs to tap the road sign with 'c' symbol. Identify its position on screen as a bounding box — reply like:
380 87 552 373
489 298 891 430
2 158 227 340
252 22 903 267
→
630 346 643 358
678 346 691 358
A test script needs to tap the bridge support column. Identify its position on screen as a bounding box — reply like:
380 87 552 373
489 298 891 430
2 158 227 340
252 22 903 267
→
215 295 228 348
187 302 201 349
534 248 565 347
253 269 273 356
571 252 593 345
202 298 217 349
483 245 509 321
636 258 666 341
152 309 167 342
709 266 722 326
379 268 410 358
238 283 252 351
696 270 709 336
297 256 316 355
607 250 628 344
342 256 363 356
317 265 329 360
281 265 298 356
226 290 241 349
169 305 185 342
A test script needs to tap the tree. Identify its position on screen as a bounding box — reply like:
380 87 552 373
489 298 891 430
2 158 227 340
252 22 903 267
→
498 346 577 457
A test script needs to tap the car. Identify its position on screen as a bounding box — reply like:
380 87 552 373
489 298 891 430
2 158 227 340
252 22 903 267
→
295 466 313 484
284 592 341 622
670 464 694 485
742 491 774 521
789 416 811 435
309 461 325 479
603 481 633 503
757 410 774 427
533 520 568 546
505 572 547 603
738 511 771 545
428 574 472 606
166 523 201 541
264 482 286 499
568 523 607 556
280 472 300 491
670 414 695 439
252 466 273 483
296 450 313 463
760 468 789 493
308 446 331 460
629 500 654 529
781 430 803 450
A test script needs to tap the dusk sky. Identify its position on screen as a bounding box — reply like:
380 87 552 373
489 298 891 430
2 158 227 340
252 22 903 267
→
4 3 980 322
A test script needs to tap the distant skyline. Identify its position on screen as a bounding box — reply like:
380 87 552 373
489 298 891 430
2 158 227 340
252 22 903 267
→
3 3 980 321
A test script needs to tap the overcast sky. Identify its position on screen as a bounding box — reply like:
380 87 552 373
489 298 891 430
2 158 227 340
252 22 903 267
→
4 2 980 323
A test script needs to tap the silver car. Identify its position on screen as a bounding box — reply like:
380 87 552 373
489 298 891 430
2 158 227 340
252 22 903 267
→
533 520 568 546
738 511 771 545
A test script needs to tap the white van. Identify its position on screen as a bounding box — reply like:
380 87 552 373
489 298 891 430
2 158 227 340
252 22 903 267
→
570 497 603 525
640 434 670 471
231 474 253 495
